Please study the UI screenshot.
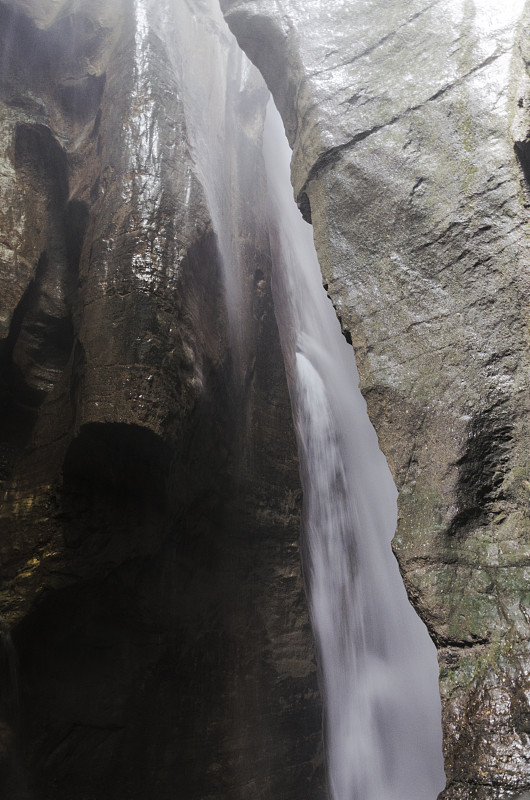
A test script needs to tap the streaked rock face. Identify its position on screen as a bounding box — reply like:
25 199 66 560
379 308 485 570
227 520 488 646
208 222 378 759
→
0 1 323 798
220 0 530 796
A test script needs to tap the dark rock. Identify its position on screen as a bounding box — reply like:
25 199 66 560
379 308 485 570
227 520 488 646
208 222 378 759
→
0 1 323 798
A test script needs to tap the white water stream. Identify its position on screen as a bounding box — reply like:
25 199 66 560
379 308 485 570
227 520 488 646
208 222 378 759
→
263 102 446 800
147 0 445 795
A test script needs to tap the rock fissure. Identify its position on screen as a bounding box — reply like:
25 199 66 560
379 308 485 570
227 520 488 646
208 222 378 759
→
310 0 442 79
297 50 507 204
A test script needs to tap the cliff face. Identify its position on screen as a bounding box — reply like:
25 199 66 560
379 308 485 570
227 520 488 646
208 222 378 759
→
0 1 323 798
3 0 530 797
220 0 530 796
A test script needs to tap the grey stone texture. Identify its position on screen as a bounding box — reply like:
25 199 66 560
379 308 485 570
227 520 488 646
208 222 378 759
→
220 0 530 796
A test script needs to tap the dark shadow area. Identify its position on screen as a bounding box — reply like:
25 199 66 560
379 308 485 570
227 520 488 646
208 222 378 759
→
514 139 530 190
8 251 75 392
56 74 106 124
0 265 44 481
298 191 312 224
62 422 173 518
448 406 512 536
11 532 230 800
0 627 31 799
65 201 90 275
6 343 322 800
14 123 68 200
0 126 88 483
0 2 106 113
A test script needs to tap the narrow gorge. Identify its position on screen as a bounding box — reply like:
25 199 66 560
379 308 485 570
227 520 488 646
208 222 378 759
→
0 1 529 799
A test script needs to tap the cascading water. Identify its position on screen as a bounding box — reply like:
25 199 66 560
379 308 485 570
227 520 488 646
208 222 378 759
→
130 1 445 796
263 101 446 800
153 0 266 380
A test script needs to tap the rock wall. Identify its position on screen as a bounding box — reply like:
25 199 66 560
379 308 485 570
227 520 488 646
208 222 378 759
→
219 0 530 797
0 1 323 798
3 0 530 796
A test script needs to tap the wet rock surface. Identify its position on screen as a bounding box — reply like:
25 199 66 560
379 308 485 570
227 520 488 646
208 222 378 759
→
0 1 323 798
220 0 530 796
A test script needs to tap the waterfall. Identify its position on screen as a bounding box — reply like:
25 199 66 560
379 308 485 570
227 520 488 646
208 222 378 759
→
154 0 267 381
133 1 445 795
263 100 446 800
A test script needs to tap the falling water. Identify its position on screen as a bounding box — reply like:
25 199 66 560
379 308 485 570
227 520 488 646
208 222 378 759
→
154 0 265 379
130 1 445 795
263 100 446 800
